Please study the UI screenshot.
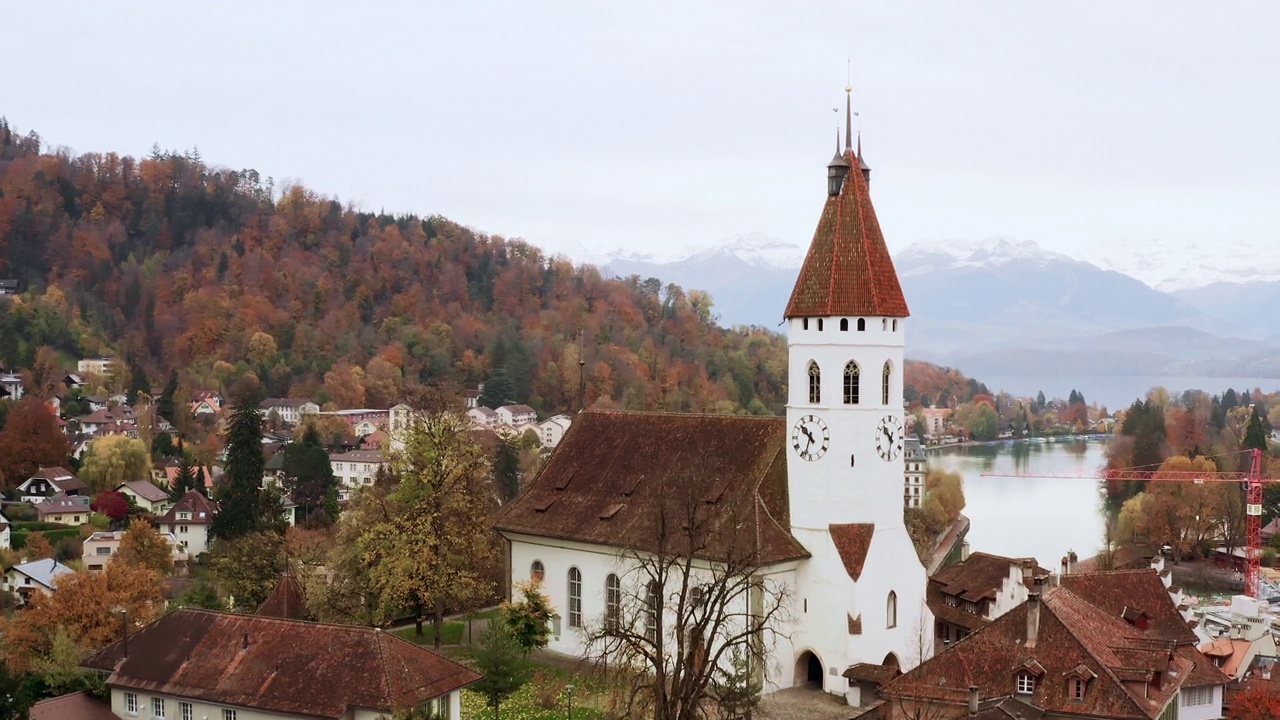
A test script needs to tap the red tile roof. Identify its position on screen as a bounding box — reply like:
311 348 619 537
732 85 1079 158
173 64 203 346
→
1060 570 1197 645
28 691 117 720
884 585 1227 719
257 573 308 620
928 553 1046 633
83 609 480 718
495 411 808 565
157 490 218 525
784 150 909 319
829 524 874 580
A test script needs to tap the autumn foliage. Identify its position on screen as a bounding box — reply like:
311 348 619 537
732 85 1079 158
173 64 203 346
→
1231 681 1280 720
0 396 70 488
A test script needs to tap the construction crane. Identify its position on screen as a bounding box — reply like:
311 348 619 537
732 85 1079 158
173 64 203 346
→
981 448 1269 597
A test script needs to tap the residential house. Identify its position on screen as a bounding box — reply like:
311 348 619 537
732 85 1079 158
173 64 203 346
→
0 510 10 550
920 407 951 437
317 408 389 435
258 397 320 425
83 608 481 720
115 480 172 515
33 493 92 525
496 403 537 427
85 395 109 412
18 467 85 503
26 691 117 719
2 558 73 606
0 278 20 296
467 406 497 429
158 491 219 554
77 357 115 376
464 388 480 408
884 570 1230 720
330 449 386 501
190 396 222 417
927 552 1044 653
0 371 22 401
538 414 573 450
62 372 85 390
1196 595 1279 681
83 530 188 573
903 437 925 509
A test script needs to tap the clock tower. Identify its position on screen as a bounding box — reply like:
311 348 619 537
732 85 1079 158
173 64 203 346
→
780 88 930 695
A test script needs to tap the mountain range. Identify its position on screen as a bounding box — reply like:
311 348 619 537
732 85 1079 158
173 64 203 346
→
590 234 1280 380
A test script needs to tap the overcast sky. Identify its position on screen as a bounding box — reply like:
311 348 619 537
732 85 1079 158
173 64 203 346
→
5 2 1279 260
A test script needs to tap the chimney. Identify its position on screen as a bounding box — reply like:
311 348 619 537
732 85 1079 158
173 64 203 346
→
961 540 971 561
1026 582 1042 650
242 632 249 650
1021 560 1032 589
1060 556 1068 577
967 686 979 716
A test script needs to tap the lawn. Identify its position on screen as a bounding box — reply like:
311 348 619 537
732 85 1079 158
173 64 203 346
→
393 608 504 647
461 667 611 720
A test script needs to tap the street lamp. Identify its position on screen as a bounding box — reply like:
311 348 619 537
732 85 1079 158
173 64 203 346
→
565 684 575 720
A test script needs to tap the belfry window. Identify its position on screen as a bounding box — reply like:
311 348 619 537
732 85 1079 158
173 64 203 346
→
840 318 849 331
843 362 860 405
857 318 866 332
887 591 898 628
882 362 891 405
808 362 821 404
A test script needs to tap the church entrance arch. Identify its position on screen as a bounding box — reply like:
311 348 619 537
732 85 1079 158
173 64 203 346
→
882 652 901 673
794 650 824 687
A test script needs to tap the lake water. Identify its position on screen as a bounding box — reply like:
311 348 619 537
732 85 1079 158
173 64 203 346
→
975 374 1280 412
929 439 1110 569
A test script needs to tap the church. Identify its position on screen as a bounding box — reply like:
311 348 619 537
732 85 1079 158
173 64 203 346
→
495 93 931 705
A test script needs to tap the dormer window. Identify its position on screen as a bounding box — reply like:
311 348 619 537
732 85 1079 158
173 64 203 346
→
1016 671 1035 695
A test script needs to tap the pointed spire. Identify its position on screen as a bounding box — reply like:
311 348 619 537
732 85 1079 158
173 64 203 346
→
845 85 853 154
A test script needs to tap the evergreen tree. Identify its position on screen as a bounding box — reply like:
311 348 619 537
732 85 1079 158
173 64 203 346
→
283 425 339 524
504 581 553 651
1121 399 1168 471
1244 405 1270 453
1223 388 1239 410
1035 390 1046 412
212 392 267 540
170 454 200 502
479 369 517 409
158 371 179 423
471 621 531 720
128 361 150 405
494 438 521 501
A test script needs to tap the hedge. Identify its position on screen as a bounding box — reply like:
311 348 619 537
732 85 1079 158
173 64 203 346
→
11 521 73 532
10 528 82 551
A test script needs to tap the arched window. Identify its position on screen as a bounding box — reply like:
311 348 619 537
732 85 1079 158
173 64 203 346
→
568 567 582 628
808 361 821 404
1016 671 1035 695
840 318 849 331
882 361 892 405
817 318 824 331
843 362 860 404
892 319 898 332
857 318 866 332
882 318 888 331
802 318 809 330
605 574 621 631
887 591 898 628
531 560 545 583
644 580 661 643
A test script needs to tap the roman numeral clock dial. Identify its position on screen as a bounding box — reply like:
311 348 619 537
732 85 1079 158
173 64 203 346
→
791 414 829 461
876 415 904 461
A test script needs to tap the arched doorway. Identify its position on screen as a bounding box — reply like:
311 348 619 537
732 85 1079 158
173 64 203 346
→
794 650 824 687
882 652 901 673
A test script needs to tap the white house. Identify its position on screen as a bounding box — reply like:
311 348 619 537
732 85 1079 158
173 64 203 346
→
0 372 22 401
258 398 320 425
83 530 188 573
3 558 73 606
158 490 219 554
538 414 573 450
83 608 481 720
115 480 172 515
496 133 931 706
467 406 498 429
77 357 116 376
496 403 537 427
330 449 387 501
903 437 925 509
17 466 86 503
0 510 10 551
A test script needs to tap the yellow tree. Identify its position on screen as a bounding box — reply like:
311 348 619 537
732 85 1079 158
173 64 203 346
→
116 518 174 576
79 435 150 493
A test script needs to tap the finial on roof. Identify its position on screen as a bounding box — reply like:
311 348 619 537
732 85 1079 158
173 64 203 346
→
845 85 853 154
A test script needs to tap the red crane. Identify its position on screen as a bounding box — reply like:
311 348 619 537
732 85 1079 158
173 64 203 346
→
981 448 1270 597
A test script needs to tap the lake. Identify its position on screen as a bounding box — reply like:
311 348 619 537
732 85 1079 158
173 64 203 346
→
974 374 1280 411
929 439 1110 570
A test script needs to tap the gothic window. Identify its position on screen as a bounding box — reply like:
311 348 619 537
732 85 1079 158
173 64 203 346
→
887 591 898 628
605 573 621 631
808 361 821 404
843 362 860 404
840 318 849 331
531 560 545 583
882 361 892 405
568 567 582 628
857 318 866 331
1016 672 1035 695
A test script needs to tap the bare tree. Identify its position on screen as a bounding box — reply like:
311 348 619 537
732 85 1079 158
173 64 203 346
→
582 467 792 720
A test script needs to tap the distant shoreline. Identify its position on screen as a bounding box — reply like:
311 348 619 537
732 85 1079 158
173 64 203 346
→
924 435 1111 452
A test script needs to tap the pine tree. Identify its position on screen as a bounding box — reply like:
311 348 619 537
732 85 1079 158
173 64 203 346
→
170 454 200 501
283 425 338 525
158 371 179 423
212 392 267 540
479 369 517 409
1244 405 1270 453
471 621 531 720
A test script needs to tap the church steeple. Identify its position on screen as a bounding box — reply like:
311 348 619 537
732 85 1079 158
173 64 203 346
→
784 90 908 319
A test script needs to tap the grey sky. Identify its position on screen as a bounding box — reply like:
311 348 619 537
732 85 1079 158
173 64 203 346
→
5 2 1279 259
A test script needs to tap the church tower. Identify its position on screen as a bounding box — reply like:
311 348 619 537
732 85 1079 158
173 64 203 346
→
780 88 930 697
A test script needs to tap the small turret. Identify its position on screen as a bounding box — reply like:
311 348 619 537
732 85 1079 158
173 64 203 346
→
827 130 851 196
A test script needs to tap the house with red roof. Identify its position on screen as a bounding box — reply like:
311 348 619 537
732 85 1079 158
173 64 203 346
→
496 93 930 705
157 490 219 554
17 467 85 503
83 608 481 720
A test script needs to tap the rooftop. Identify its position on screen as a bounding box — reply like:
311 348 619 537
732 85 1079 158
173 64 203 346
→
7 558 74 589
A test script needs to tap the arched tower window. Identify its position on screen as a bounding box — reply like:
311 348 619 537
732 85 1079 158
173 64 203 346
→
882 361 892 405
605 573 621 631
568 567 582 628
808 361 821 404
817 318 824 331
843 362 860 405
857 318 866 332
531 560 545 583
840 318 848 331
887 591 898 628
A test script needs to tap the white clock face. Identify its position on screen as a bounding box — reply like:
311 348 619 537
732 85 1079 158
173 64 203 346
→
876 415 904 461
792 414 829 462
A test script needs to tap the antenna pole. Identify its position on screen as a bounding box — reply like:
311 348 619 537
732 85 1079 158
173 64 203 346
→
577 331 586 413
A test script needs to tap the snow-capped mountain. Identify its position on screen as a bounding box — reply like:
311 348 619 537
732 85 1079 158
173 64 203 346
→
1078 237 1280 292
895 236 1098 277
